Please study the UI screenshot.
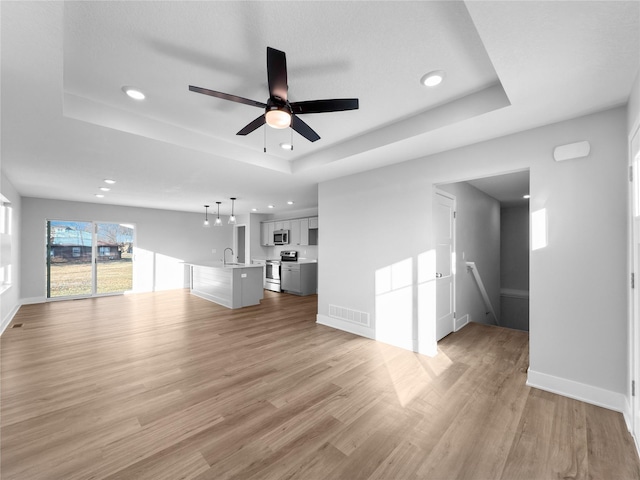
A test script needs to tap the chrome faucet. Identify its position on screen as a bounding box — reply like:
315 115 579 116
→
223 247 234 266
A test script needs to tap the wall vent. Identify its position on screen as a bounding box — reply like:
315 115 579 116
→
329 305 370 327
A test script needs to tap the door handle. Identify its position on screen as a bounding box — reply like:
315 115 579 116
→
435 273 443 278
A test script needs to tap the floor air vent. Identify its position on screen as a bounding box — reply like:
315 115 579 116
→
12 323 23 328
329 305 370 327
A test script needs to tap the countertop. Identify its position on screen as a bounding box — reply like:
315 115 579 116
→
185 261 263 269
251 258 318 264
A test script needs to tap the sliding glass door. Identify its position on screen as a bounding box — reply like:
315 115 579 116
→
96 223 134 294
47 220 134 298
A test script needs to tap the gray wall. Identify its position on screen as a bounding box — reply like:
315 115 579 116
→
318 107 629 413
20 197 233 302
438 181 501 327
500 206 530 331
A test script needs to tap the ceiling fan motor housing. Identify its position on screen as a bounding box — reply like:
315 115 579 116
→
265 98 292 128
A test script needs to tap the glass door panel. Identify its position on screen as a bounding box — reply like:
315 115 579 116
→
47 220 93 298
96 223 134 294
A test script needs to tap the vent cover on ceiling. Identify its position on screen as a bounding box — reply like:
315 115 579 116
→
329 304 371 328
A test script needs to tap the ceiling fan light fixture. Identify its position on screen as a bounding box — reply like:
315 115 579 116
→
265 109 291 129
420 70 445 87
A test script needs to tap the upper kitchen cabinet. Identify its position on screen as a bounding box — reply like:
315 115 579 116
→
290 218 309 246
261 221 275 246
308 217 318 246
261 216 317 247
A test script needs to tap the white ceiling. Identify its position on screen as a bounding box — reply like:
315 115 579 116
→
1 1 638 217
467 170 530 208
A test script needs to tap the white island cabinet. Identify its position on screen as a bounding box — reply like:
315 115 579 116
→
188 262 264 309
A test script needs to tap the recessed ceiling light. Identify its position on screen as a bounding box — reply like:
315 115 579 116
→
104 179 116 184
280 143 293 150
251 208 257 212
100 187 111 192
122 86 145 100
95 194 105 198
420 70 445 87
268 205 275 209
287 201 294 205
523 194 531 199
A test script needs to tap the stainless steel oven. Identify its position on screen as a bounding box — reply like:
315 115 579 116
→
264 251 298 293
265 260 281 292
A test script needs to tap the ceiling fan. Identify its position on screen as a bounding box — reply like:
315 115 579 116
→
189 47 359 143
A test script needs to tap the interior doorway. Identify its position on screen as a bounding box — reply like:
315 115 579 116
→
434 189 456 341
47 220 135 298
235 224 246 264
436 170 530 334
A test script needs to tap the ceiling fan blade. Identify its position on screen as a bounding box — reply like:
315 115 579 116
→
237 115 266 136
290 98 359 114
267 47 288 101
189 85 266 109
291 115 320 142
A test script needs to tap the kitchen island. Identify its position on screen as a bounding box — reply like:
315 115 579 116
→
187 261 264 309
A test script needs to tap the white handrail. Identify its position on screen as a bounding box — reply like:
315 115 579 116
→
466 261 499 326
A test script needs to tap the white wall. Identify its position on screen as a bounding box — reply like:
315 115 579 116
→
438 181 501 326
0 173 21 333
628 70 640 134
21 197 233 302
318 106 629 412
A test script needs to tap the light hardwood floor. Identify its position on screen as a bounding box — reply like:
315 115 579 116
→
2 289 639 479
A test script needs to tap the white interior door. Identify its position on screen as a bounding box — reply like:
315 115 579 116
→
435 190 456 341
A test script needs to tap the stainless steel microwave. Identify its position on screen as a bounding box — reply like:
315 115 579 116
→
274 229 289 245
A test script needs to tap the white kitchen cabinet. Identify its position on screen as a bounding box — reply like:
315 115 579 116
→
290 219 301 245
274 220 291 231
300 218 309 245
309 217 318 229
289 218 310 246
261 222 275 246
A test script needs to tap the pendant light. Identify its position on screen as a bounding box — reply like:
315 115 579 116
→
203 205 210 227
214 201 222 226
228 197 237 225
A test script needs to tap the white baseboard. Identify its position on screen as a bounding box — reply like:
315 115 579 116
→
527 368 627 415
316 314 439 357
316 313 375 340
21 296 46 305
1 303 20 336
455 314 469 332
